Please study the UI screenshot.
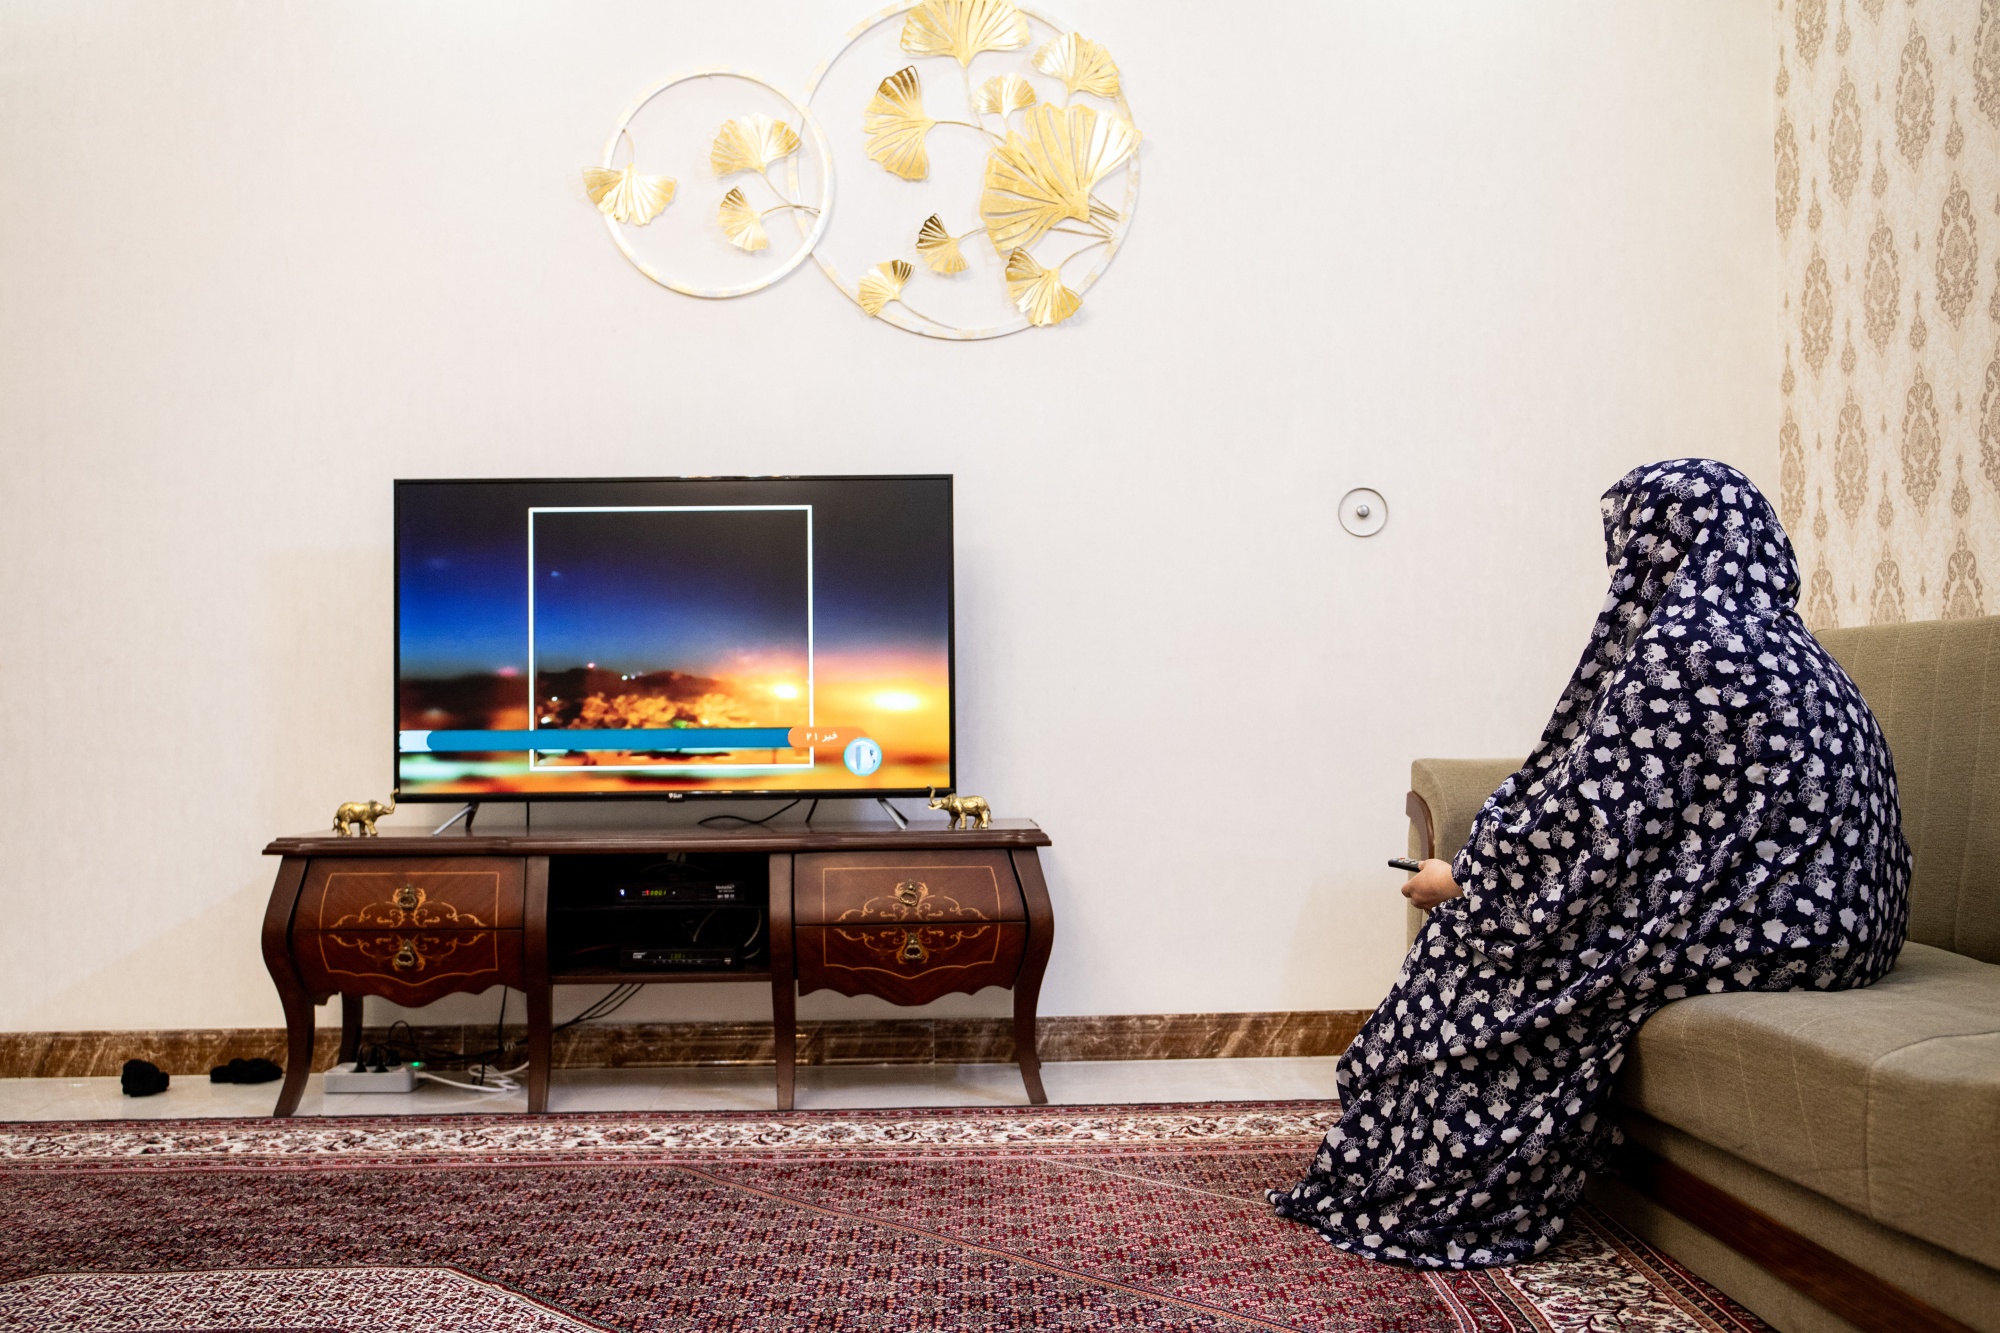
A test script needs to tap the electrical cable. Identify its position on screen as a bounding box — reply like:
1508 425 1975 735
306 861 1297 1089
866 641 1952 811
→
698 799 801 829
431 984 643 1073
416 1065 527 1099
477 989 508 1087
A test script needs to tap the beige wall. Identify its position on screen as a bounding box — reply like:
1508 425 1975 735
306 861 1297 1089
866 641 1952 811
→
0 2 1778 1032
1776 0 2000 626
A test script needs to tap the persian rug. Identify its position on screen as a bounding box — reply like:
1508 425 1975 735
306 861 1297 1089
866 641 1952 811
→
0 1101 1770 1332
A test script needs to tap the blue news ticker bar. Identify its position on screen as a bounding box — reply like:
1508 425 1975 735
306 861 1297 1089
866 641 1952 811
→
401 728 794 753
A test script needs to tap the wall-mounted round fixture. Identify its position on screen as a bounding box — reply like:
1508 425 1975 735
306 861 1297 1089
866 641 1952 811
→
1338 488 1388 537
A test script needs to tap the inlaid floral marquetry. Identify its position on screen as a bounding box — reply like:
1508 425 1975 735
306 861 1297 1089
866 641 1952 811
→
288 860 526 1005
326 884 492 933
323 931 479 975
797 852 1023 926
834 922 995 967
802 921 1025 1002
794 850 1029 1004
836 877 984 924
301 869 514 932
303 927 517 999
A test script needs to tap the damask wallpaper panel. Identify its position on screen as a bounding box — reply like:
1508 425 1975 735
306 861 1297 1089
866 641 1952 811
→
1776 0 2000 627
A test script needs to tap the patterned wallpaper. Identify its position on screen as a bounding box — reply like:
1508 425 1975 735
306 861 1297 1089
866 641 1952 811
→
1775 0 2000 627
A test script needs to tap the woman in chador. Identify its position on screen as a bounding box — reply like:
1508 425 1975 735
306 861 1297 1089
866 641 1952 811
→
1271 459 1909 1268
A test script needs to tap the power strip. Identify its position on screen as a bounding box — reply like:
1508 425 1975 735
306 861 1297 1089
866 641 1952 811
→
324 1061 416 1094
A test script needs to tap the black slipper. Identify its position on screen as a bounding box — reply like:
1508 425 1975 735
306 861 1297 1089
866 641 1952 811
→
120 1059 169 1097
209 1057 283 1084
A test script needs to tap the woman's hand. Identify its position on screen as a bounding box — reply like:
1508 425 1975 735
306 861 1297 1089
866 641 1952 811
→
1400 858 1463 910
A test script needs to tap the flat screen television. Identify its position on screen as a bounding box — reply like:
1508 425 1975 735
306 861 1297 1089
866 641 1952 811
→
394 475 954 801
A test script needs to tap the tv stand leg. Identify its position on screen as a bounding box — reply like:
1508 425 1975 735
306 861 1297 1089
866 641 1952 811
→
338 994 363 1065
1011 849 1054 1106
875 797 908 829
273 992 319 1117
524 857 551 1113
770 853 796 1111
260 856 317 1117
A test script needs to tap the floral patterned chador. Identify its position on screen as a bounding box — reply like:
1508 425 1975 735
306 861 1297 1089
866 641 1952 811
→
1271 459 1910 1268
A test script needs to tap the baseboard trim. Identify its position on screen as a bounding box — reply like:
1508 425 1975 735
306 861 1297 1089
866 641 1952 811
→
0 1011 1368 1079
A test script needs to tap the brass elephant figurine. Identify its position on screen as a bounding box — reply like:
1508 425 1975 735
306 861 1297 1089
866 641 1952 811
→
926 787 991 830
332 793 396 837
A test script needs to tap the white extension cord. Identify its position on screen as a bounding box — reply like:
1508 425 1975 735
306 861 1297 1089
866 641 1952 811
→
416 1062 529 1096
324 1062 416 1094
324 1060 528 1098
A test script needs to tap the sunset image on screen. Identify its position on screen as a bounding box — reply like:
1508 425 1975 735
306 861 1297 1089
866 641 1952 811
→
395 477 953 797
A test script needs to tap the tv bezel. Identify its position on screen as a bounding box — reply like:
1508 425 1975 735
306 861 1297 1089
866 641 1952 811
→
391 473 957 804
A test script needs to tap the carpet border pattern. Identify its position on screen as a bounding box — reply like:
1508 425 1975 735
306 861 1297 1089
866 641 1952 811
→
0 1102 1340 1172
0 1265 602 1333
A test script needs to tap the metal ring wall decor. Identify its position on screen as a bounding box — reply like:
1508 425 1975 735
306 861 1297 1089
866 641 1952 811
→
590 68 836 299
581 0 1143 335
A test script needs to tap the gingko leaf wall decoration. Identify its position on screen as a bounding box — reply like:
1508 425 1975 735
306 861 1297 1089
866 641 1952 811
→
857 259 915 316
899 0 1031 68
974 73 1038 117
980 103 1140 251
862 67 936 181
915 214 970 274
582 5 1142 336
1003 248 1080 326
717 187 770 251
1032 32 1119 99
582 163 677 225
710 114 802 176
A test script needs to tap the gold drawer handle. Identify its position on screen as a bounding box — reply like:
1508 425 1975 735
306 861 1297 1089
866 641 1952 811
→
393 885 420 911
899 930 928 964
391 938 419 970
894 880 925 906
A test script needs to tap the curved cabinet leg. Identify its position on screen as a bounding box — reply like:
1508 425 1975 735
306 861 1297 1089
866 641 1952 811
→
1010 849 1055 1105
274 989 320 1117
769 853 796 1111
524 985 552 1113
339 993 364 1065
524 857 552 1113
260 856 316 1117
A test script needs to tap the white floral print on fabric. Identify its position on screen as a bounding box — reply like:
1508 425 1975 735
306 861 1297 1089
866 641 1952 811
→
1271 459 1911 1269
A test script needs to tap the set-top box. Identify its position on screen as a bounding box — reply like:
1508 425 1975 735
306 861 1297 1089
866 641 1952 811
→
613 880 741 904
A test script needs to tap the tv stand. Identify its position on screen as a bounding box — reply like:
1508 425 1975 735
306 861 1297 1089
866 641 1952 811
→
260 819 1054 1115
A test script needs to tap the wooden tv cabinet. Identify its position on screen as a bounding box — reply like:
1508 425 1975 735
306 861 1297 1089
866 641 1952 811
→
259 820 1054 1115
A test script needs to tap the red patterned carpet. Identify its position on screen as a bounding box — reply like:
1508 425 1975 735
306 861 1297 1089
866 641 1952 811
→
0 1102 1770 1332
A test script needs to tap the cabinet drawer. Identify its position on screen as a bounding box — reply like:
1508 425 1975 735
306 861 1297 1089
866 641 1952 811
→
796 922 1025 1005
296 858 524 932
793 851 1023 927
296 928 524 1007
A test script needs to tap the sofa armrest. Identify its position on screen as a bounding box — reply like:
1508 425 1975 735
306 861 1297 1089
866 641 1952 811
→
1405 757 1526 944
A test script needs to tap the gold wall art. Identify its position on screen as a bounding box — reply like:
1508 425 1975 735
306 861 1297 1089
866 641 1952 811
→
581 1 1143 337
589 69 835 299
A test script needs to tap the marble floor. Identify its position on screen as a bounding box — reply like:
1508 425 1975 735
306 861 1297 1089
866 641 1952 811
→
0 1056 1342 1122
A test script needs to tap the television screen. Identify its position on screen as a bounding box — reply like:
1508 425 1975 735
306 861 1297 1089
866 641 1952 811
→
394 475 954 800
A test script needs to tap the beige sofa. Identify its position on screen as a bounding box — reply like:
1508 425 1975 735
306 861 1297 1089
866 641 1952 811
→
1405 616 2000 1333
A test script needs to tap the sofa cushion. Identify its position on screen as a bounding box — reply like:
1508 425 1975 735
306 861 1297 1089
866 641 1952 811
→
1817 617 2000 965
1408 758 1526 944
1617 942 2000 1271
